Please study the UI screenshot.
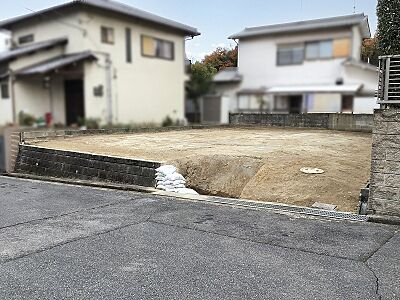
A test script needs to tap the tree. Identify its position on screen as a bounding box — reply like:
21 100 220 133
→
361 37 379 66
376 0 400 55
185 62 217 122
202 47 238 71
185 46 238 123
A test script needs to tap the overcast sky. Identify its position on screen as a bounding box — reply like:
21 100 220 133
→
0 0 378 60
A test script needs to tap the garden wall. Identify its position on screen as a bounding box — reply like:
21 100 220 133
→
14 145 161 187
229 113 373 132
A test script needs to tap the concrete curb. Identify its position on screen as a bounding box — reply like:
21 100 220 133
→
367 214 400 226
3 173 382 224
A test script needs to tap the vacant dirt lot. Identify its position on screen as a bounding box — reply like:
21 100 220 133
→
33 128 372 212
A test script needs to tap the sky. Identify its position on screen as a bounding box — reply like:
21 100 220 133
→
0 0 378 60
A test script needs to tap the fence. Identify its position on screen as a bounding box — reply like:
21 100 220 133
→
229 113 373 132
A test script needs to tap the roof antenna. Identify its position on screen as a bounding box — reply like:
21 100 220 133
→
353 0 356 14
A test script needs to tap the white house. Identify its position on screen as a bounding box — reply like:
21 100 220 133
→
0 0 199 126
204 14 378 123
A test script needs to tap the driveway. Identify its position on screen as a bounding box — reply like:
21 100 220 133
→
0 176 399 299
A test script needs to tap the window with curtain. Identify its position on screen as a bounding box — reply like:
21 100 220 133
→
141 35 174 60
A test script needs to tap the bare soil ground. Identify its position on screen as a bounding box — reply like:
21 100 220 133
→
33 128 372 212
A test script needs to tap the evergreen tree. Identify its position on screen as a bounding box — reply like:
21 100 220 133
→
377 0 400 55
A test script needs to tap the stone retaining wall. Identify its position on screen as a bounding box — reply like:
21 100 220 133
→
15 145 161 187
368 109 400 217
229 113 373 132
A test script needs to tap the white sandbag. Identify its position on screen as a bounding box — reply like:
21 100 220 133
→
176 188 199 195
172 180 186 186
172 184 186 189
156 185 167 190
156 165 176 175
166 173 185 181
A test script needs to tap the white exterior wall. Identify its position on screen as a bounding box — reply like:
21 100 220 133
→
354 97 379 114
238 28 354 90
5 8 188 125
13 75 66 124
80 10 186 124
11 11 86 53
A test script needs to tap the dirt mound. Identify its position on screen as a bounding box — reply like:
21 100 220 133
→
171 155 264 198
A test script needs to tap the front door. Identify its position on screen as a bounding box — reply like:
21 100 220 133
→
288 95 302 114
65 80 84 126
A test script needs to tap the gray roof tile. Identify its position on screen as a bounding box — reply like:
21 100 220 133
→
0 37 68 63
0 0 199 36
229 14 370 39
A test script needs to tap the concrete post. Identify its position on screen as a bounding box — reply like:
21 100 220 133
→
368 109 400 217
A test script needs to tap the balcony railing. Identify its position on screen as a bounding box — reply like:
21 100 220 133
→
377 55 400 104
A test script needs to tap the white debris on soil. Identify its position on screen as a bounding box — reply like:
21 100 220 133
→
155 165 199 195
300 167 325 174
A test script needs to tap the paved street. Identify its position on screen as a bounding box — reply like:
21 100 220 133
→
0 176 399 299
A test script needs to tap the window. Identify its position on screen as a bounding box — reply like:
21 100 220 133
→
141 35 174 60
125 28 132 63
277 44 304 66
305 40 333 60
18 34 34 45
1 83 9 99
101 27 114 44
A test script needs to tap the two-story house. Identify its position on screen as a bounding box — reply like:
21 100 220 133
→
0 0 199 126
203 14 377 123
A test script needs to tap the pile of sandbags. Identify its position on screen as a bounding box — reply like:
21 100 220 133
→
155 165 198 195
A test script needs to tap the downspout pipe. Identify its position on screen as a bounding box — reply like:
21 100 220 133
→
9 71 17 124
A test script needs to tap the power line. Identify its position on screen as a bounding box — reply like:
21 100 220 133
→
23 6 86 34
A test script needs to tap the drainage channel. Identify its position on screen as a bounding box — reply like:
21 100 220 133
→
193 196 369 222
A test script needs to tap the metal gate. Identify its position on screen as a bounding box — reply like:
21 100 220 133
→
202 96 221 123
378 55 400 105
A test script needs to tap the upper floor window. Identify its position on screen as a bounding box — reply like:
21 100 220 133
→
1 83 9 99
141 35 174 60
305 40 333 60
101 26 114 44
277 44 304 66
18 34 34 45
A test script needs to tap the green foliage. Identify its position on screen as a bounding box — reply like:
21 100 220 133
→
186 62 217 102
161 116 174 127
377 0 400 55
18 111 36 126
77 117 101 129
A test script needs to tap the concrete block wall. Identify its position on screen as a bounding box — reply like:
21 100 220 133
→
15 145 161 187
368 109 400 217
229 113 373 132
3 127 21 173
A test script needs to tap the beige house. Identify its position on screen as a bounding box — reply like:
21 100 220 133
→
0 0 199 126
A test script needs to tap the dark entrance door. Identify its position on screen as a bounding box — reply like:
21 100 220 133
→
288 95 303 114
65 80 84 125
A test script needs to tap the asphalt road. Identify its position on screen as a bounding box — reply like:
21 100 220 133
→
0 176 399 300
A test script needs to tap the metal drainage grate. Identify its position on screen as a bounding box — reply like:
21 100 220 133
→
201 196 369 222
